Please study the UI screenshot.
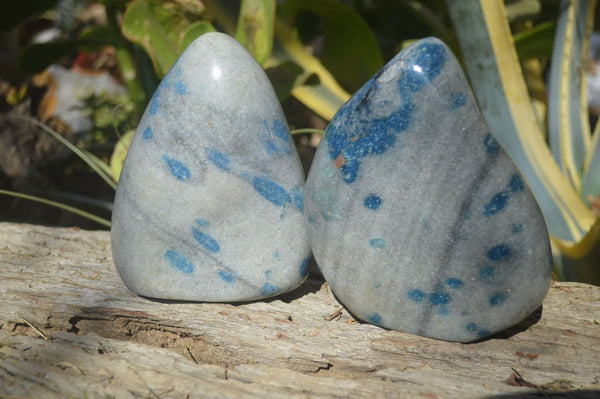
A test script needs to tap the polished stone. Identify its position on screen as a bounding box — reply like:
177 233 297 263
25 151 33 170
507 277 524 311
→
304 37 552 342
112 32 310 301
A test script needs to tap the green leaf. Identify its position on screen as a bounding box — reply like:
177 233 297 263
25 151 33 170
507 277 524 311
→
270 19 350 121
279 0 384 92
547 0 594 192
110 129 135 182
447 0 596 245
236 0 275 65
121 0 179 77
181 21 216 51
513 21 556 61
581 119 600 205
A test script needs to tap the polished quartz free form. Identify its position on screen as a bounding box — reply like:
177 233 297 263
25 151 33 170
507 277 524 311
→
304 38 552 342
111 33 310 301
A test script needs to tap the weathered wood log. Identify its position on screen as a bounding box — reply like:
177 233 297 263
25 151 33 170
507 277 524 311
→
0 222 599 398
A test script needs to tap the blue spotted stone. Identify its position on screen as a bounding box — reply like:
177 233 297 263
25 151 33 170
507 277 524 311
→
111 32 310 301
304 38 552 342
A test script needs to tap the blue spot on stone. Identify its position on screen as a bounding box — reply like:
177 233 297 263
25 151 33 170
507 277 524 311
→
483 174 526 217
218 269 236 283
489 292 507 306
364 194 382 210
143 126 153 139
408 289 426 302
480 265 501 283
512 223 524 233
369 238 385 249
260 283 280 296
429 292 451 305
150 97 159 115
484 133 500 155
164 249 194 274
326 97 414 184
162 156 190 181
466 322 490 337
291 187 304 212
273 251 281 260
509 174 524 192
174 80 187 95
446 278 464 289
195 218 210 228
483 192 509 217
488 244 513 261
299 257 310 277
451 92 468 109
368 313 382 324
272 119 290 143
192 227 220 253
207 149 231 171
399 42 447 95
252 176 291 206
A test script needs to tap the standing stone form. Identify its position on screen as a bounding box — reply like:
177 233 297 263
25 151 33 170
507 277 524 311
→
112 33 310 301
304 38 552 342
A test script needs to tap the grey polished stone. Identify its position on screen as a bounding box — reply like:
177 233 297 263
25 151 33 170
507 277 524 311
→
111 32 310 301
304 38 552 342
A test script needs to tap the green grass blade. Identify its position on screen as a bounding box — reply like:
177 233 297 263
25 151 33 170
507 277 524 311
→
16 115 118 190
447 0 595 243
0 189 111 228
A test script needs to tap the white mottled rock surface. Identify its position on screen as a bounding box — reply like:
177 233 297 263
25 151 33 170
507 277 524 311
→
304 38 552 342
112 33 310 301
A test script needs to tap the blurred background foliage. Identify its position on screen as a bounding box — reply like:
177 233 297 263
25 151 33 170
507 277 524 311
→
0 0 599 284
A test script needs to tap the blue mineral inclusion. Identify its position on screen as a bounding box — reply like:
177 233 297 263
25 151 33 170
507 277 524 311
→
260 283 280 296
408 289 426 302
150 97 160 115
325 41 447 184
162 155 191 181
252 176 291 206
368 313 382 324
512 223 524 233
291 186 304 212
207 148 231 171
164 249 194 274
174 80 187 95
483 133 500 155
364 194 382 210
262 120 291 155
192 226 220 253
143 126 153 140
369 238 385 249
299 257 310 277
218 269 236 283
483 174 525 216
489 292 507 306
451 92 468 109
429 292 451 305
487 244 513 261
466 322 490 337
446 277 464 289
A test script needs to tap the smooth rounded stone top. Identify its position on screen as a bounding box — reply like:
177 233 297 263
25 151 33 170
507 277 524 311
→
304 37 552 342
111 32 310 302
